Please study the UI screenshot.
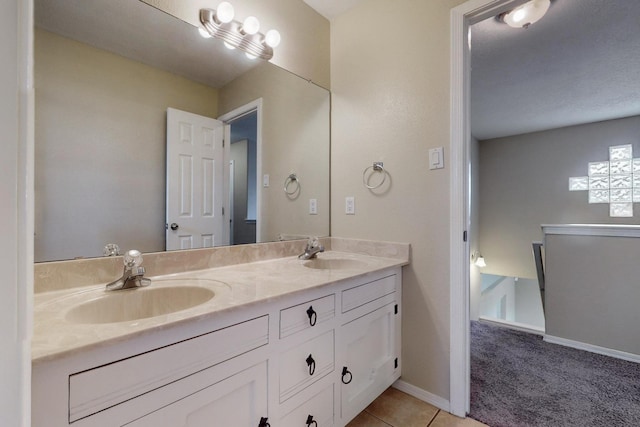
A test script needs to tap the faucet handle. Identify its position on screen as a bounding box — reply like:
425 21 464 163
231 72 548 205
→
103 243 121 256
308 236 320 248
123 249 143 269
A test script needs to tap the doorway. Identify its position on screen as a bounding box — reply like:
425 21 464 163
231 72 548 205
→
219 99 263 245
452 0 640 417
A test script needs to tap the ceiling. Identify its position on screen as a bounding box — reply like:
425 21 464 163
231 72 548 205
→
306 0 640 141
471 0 640 140
302 0 364 20
35 0 259 88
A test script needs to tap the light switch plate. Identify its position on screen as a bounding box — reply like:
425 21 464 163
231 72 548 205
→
429 147 444 170
309 199 317 215
345 196 355 215
263 174 270 187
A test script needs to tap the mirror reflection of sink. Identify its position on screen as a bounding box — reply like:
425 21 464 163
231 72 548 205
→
302 258 368 270
65 284 216 324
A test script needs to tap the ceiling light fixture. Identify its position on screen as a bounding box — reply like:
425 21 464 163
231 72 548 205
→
499 0 551 29
199 2 281 61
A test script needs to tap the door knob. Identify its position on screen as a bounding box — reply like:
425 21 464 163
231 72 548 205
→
170 223 179 231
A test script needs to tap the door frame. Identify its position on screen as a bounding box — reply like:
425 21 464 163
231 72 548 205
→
229 159 235 245
218 98 263 243
449 0 528 416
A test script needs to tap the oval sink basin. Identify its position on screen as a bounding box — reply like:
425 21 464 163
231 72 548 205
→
302 258 367 270
66 285 215 324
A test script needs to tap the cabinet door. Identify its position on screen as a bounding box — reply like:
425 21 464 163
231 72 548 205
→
280 384 334 427
339 302 399 423
125 362 268 427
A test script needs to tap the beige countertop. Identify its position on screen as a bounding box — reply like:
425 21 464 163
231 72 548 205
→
33 250 408 364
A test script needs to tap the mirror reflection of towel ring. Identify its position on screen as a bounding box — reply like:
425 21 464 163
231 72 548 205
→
363 162 387 190
284 173 301 195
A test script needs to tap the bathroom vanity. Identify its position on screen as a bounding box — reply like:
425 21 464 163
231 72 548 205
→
32 240 408 426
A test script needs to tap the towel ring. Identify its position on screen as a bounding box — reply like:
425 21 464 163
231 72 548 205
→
363 162 386 190
284 173 301 195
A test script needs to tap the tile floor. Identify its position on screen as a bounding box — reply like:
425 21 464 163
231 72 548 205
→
347 387 488 427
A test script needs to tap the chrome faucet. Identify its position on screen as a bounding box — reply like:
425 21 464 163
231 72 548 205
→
298 237 325 260
106 249 151 291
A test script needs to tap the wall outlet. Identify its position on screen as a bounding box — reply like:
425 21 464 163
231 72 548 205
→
345 196 355 215
263 174 270 187
309 198 318 215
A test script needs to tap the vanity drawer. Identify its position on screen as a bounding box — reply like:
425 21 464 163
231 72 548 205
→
280 294 335 339
69 315 269 423
342 274 396 313
279 329 335 403
280 383 334 427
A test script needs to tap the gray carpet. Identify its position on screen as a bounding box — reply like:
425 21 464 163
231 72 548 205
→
469 321 640 427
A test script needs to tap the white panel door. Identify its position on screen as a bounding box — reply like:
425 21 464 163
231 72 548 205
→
166 108 227 250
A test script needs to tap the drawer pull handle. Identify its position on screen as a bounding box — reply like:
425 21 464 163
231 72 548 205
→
306 414 318 426
341 366 353 384
306 354 316 375
306 305 317 326
258 416 270 427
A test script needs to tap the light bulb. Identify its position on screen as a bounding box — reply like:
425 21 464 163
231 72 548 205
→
245 52 257 60
224 41 236 50
216 2 234 24
512 8 527 23
242 16 260 35
264 29 281 48
198 27 212 39
475 256 486 268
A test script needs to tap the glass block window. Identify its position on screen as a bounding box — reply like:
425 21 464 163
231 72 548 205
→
569 144 638 217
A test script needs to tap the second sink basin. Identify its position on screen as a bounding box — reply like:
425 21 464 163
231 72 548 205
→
302 258 367 270
65 283 216 324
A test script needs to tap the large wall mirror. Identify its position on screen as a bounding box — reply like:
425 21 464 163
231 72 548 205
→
34 0 330 262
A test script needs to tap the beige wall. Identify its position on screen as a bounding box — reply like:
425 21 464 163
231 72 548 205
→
331 0 467 401
479 116 640 279
545 233 640 355
35 29 219 261
219 62 330 242
142 0 330 88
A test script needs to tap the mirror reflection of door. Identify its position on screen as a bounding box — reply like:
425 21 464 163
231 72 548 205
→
166 108 227 250
228 111 258 245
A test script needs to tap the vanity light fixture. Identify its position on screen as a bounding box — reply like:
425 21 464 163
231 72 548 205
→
199 2 281 61
499 0 551 29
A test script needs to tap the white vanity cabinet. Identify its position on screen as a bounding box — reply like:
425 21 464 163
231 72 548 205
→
32 266 402 427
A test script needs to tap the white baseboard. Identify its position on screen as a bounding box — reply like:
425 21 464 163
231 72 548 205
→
393 379 450 412
478 316 545 336
544 335 640 364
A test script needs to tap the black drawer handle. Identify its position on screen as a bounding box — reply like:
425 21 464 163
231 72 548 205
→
306 354 316 375
306 414 318 426
306 305 317 326
258 416 270 427
341 366 353 384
